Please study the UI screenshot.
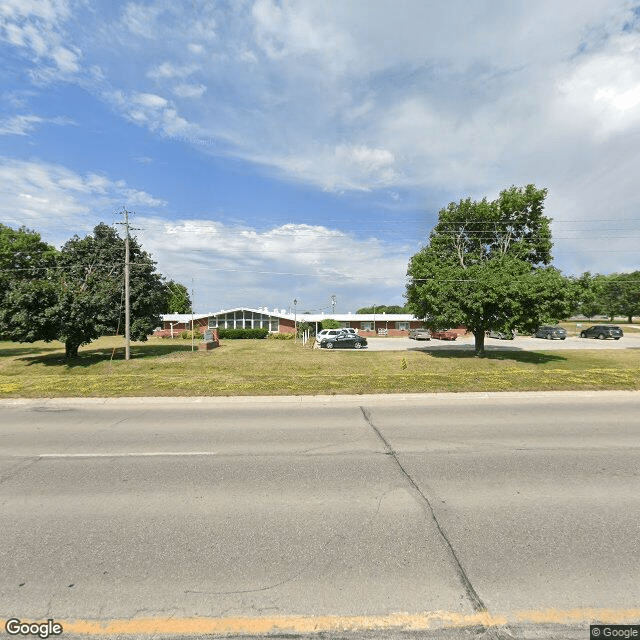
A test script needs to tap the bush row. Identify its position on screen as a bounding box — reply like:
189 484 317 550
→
217 328 269 339
179 330 202 339
267 332 294 340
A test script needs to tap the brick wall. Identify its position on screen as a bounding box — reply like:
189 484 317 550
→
278 318 296 334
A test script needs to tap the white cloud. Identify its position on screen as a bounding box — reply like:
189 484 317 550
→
120 2 163 39
0 158 167 245
0 0 81 78
121 2 217 43
0 114 43 135
107 89 193 137
266 144 399 192
138 219 411 311
554 33 640 138
147 62 198 80
50 45 80 73
173 83 206 99
251 0 356 72
3 1 640 281
0 155 412 311
0 113 75 135
134 92 168 109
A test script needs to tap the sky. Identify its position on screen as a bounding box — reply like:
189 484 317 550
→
1 0 639 314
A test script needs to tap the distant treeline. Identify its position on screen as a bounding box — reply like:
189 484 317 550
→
355 305 411 314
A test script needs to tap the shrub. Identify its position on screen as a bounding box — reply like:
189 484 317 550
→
179 329 202 339
217 328 269 339
267 332 295 340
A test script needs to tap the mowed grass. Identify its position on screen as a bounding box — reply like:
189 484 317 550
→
0 335 639 397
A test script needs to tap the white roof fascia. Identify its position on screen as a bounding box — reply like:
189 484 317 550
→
162 313 210 322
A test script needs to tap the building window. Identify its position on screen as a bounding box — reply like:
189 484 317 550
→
361 322 373 331
396 322 409 331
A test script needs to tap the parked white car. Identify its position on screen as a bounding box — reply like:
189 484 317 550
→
315 329 350 344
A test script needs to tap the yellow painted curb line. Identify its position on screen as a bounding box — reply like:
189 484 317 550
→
4 608 639 636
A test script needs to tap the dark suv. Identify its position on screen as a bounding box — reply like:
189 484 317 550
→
534 326 567 340
580 325 623 340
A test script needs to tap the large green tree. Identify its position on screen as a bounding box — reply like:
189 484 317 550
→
573 272 604 320
617 271 640 323
0 225 59 341
406 185 573 355
165 280 192 313
0 223 57 301
1 223 167 358
595 271 640 323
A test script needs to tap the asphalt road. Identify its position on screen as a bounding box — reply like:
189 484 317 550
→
1 393 639 639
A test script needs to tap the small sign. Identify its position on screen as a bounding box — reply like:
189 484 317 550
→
203 330 214 342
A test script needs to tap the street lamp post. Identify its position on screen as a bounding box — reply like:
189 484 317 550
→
294 298 298 342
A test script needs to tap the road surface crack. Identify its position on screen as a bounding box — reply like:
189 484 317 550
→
360 406 516 640
359 406 500 619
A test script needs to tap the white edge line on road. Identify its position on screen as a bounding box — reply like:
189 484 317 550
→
39 451 217 458
1 389 639 408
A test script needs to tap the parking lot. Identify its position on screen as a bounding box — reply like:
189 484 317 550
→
363 331 640 352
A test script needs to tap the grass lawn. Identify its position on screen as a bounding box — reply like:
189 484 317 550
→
0 335 639 397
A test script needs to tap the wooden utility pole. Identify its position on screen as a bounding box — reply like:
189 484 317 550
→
125 213 130 360
191 279 195 352
116 209 138 361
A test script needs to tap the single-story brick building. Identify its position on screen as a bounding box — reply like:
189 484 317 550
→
156 308 431 338
155 313 210 338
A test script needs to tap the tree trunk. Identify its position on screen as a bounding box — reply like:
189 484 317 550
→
473 329 485 357
65 340 79 359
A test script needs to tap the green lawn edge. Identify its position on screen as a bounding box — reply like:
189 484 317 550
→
0 336 639 398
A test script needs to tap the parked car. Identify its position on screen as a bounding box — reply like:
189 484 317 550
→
533 326 567 340
315 329 346 344
320 333 368 349
431 329 457 340
487 329 515 340
580 325 623 340
409 328 431 340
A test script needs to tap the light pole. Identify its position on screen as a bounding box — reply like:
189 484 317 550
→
294 298 298 341
331 294 336 314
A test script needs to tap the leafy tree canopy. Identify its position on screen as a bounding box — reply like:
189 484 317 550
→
0 222 167 358
165 280 192 314
406 185 574 355
321 319 342 330
576 271 640 322
356 304 410 314
616 271 640 323
0 224 57 299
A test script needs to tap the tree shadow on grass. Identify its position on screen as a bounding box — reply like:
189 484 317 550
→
19 342 195 368
414 348 567 364
0 346 62 358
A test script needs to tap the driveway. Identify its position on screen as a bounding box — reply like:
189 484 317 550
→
364 334 640 351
